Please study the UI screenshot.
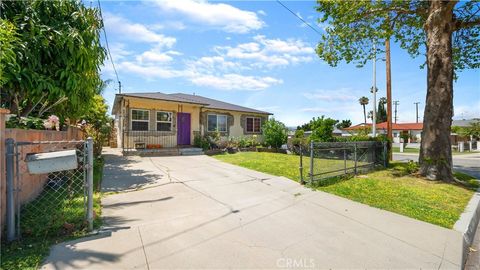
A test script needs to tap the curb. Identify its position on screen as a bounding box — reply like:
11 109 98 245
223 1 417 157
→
454 187 480 269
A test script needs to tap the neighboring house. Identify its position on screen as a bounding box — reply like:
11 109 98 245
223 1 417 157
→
343 122 423 143
111 92 271 152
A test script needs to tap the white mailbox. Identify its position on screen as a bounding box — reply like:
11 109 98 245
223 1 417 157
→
26 150 78 174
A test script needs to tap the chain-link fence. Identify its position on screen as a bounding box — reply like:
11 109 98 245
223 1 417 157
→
296 141 388 184
5 138 94 242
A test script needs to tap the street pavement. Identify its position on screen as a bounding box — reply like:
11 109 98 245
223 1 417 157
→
41 148 464 269
393 152 480 179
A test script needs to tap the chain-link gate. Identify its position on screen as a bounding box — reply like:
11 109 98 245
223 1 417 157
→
5 138 94 242
297 141 388 184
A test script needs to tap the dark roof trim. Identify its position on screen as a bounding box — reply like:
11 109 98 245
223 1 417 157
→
117 93 209 106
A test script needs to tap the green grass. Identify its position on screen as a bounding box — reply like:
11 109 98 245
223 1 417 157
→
214 152 475 228
1 157 105 270
214 151 366 182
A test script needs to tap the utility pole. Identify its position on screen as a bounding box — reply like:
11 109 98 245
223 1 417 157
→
118 81 122 94
372 42 377 137
414 102 420 123
385 38 393 160
393 100 399 123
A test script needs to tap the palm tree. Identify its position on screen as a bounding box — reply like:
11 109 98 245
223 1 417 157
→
358 96 369 124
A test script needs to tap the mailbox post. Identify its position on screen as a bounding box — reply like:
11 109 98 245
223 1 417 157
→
87 137 94 231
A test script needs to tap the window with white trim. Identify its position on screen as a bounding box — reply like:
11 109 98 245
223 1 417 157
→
156 111 173 131
246 117 261 133
207 114 227 132
131 109 149 131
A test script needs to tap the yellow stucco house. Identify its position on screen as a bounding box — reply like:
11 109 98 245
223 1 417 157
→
111 92 271 153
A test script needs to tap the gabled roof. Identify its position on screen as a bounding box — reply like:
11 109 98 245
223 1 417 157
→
112 92 272 115
344 122 423 131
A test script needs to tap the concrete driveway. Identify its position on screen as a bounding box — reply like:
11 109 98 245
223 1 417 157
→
42 148 463 269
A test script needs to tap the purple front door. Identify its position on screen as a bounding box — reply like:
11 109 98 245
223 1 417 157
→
177 112 191 145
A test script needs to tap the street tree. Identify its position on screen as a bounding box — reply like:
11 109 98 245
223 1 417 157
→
358 96 369 124
377 97 387 123
316 0 480 181
0 0 106 120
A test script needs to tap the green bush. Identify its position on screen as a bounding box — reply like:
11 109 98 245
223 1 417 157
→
194 134 211 150
262 118 287 149
6 116 45 129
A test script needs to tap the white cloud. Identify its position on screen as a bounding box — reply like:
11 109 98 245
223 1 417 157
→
190 74 282 91
136 47 182 64
103 12 176 46
149 21 186 31
301 108 330 113
154 0 264 33
257 10 267 16
454 101 480 120
215 35 314 68
303 89 357 102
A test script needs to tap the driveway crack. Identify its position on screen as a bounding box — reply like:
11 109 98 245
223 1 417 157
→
137 227 150 270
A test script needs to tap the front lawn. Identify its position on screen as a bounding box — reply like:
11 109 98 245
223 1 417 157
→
214 152 475 228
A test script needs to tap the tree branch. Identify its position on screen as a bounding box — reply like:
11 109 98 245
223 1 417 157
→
455 18 480 30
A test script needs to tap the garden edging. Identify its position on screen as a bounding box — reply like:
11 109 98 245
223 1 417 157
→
454 186 480 268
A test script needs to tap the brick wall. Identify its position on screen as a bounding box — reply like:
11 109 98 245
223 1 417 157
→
0 110 84 230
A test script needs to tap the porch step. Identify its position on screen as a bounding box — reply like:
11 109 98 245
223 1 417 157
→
179 147 204 156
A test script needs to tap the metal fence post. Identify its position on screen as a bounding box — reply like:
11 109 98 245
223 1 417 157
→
309 141 314 183
86 137 94 231
299 145 304 185
354 143 357 175
343 148 347 174
6 138 16 241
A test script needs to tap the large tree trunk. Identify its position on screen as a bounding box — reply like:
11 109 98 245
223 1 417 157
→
419 1 455 182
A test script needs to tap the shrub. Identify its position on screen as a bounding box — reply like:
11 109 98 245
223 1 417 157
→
194 134 211 150
310 116 337 142
262 118 287 149
6 116 46 130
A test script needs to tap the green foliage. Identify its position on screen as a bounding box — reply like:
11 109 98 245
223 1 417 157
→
358 96 369 123
194 134 211 150
452 121 480 139
291 129 307 147
80 95 112 157
262 118 287 149
376 97 387 123
336 119 352 129
0 19 19 92
1 0 106 119
6 116 45 130
308 116 337 142
315 1 480 72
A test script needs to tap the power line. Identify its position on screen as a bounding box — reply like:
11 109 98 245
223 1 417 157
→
275 0 323 36
97 0 121 93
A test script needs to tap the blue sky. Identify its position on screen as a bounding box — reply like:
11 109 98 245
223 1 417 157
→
99 0 480 126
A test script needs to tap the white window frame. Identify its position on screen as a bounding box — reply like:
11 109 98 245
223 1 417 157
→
207 114 227 132
156 111 173 132
246 117 261 133
130 109 149 131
